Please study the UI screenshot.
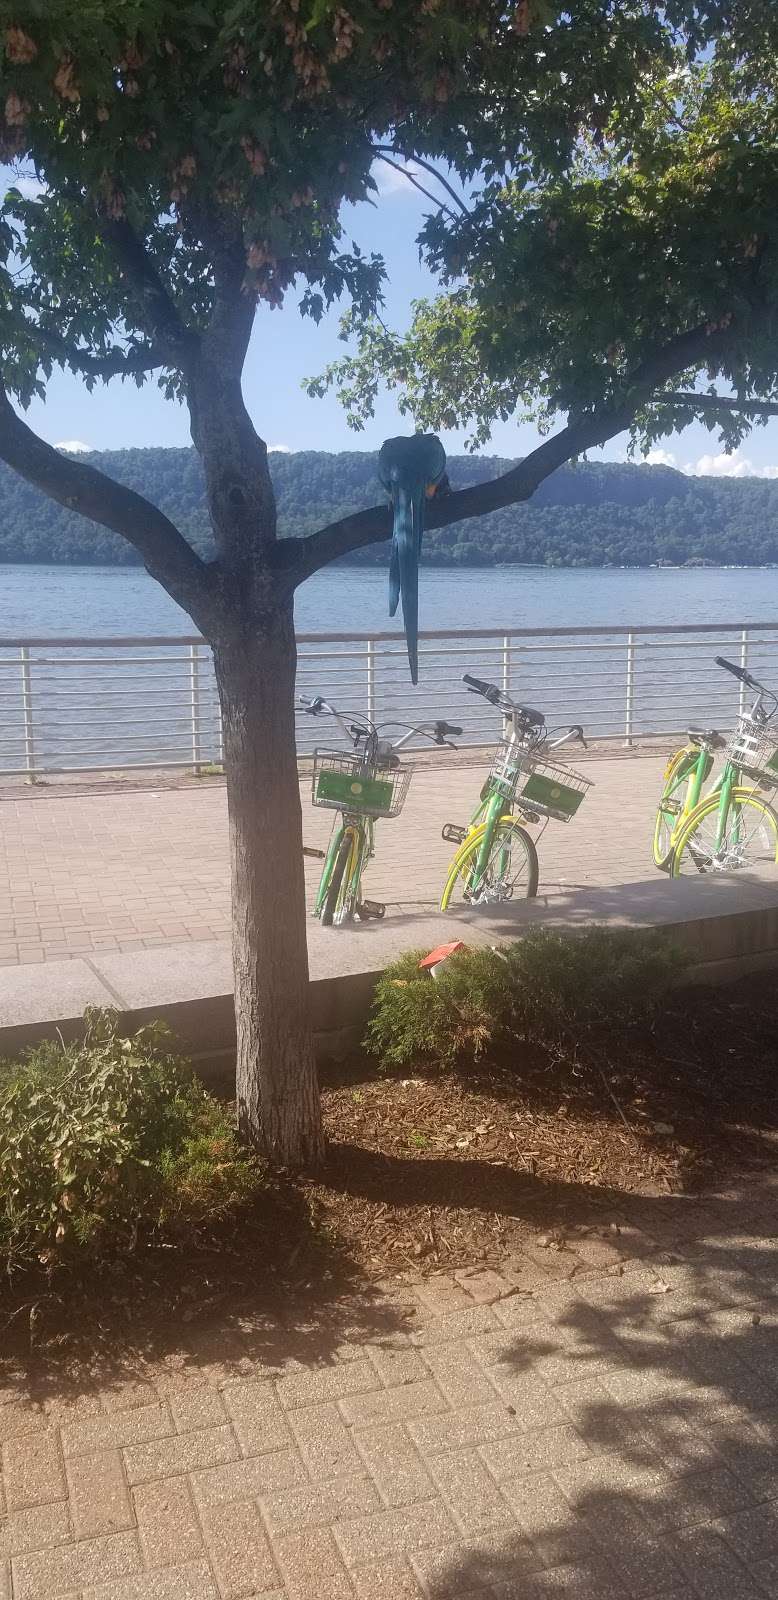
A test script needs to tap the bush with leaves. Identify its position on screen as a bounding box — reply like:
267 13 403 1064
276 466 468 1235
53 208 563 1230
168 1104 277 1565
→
0 1009 263 1273
366 928 680 1070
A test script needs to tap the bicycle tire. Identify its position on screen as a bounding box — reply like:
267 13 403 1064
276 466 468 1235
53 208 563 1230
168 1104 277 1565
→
670 788 778 878
649 752 691 876
440 817 539 909
321 832 356 925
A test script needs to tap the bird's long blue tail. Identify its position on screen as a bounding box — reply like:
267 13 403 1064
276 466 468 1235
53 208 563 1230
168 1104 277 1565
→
388 482 423 684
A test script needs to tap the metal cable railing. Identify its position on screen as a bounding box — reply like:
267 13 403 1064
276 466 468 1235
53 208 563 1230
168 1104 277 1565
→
0 622 776 777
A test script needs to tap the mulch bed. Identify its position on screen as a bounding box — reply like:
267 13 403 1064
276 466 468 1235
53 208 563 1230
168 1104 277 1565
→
307 971 778 1277
1 973 776 1367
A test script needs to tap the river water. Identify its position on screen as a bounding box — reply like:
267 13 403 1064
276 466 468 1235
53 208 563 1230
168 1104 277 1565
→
2 562 778 636
1 564 777 770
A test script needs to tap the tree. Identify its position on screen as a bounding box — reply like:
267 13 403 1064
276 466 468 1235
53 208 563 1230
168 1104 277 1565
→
0 0 742 1167
315 7 778 470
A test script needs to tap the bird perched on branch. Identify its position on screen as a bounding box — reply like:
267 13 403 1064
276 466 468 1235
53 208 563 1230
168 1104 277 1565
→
378 433 447 683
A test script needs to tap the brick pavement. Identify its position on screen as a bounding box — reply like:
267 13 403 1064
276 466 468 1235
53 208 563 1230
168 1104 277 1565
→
2 1173 778 1599
0 752 668 966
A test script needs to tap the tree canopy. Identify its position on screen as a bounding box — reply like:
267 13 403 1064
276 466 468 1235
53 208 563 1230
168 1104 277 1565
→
312 4 778 463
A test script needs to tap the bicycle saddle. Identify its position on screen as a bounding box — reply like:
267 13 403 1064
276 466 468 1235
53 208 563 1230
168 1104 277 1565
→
687 726 726 749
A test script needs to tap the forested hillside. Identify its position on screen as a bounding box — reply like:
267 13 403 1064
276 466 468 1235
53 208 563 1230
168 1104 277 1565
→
2 447 778 567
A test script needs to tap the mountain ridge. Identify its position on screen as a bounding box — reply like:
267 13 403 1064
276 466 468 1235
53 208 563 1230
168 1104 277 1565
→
2 447 777 568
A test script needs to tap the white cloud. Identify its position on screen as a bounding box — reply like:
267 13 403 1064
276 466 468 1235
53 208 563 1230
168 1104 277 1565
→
685 450 778 480
16 175 45 201
371 158 419 197
642 448 677 468
267 443 291 453
55 440 93 453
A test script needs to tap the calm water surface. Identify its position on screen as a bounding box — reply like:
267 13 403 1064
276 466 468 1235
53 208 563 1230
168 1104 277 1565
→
1 562 778 636
2 565 777 769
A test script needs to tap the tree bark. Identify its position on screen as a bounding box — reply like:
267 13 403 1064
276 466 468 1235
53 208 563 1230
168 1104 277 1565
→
213 596 324 1169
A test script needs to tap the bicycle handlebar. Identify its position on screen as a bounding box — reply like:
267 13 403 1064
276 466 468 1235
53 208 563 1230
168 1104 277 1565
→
463 672 502 706
462 673 545 727
297 696 460 750
715 655 759 690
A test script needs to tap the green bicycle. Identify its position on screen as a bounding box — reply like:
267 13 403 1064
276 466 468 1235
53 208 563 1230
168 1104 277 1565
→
440 673 591 908
653 655 778 877
300 694 461 925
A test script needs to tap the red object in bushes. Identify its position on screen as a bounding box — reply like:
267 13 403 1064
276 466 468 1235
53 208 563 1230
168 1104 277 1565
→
418 941 467 977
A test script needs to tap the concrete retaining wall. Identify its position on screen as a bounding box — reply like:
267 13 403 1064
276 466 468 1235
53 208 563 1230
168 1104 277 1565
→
2 874 778 1085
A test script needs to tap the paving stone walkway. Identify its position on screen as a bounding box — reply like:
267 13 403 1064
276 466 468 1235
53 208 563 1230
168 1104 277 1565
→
2 1173 778 1599
0 752 668 966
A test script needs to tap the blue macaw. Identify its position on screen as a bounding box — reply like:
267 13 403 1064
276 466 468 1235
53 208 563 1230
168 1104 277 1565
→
378 433 447 684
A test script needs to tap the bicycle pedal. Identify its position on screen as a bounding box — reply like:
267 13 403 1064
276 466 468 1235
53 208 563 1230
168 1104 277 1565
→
303 846 326 860
357 900 386 920
442 823 467 844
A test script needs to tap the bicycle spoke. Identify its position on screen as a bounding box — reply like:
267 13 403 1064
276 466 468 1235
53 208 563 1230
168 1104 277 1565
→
675 799 777 876
458 822 536 905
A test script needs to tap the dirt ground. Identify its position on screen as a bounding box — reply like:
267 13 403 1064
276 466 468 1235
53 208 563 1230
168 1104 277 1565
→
2 972 776 1378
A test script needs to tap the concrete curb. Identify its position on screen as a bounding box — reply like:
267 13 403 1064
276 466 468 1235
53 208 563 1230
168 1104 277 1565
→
2 874 778 1084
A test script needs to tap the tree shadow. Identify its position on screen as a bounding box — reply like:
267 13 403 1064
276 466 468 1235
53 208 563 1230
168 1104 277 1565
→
419 1182 778 1598
0 1178 410 1406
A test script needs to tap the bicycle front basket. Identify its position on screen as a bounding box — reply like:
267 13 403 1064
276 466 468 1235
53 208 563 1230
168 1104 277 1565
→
311 750 412 818
517 756 592 823
726 717 778 788
488 737 527 801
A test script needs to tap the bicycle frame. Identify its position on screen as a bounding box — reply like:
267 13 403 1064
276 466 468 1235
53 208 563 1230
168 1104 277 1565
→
455 706 580 896
301 694 460 923
313 813 373 918
660 675 775 859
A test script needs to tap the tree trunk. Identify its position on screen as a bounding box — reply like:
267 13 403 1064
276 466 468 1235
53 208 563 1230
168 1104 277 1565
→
213 596 324 1169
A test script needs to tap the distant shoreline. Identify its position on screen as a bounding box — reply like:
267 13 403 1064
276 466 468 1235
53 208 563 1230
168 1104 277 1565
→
2 559 778 573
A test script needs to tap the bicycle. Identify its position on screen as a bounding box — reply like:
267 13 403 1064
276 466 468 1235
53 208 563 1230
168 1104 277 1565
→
300 694 462 925
653 655 778 877
439 672 591 909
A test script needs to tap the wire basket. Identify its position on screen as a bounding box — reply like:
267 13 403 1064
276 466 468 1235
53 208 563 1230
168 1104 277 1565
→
311 750 412 818
517 754 593 823
488 739 592 822
488 738 532 801
726 716 778 788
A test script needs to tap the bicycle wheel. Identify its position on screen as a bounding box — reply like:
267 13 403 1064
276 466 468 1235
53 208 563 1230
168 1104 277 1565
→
670 788 778 878
440 817 539 909
321 830 359 925
653 748 707 869
653 749 690 867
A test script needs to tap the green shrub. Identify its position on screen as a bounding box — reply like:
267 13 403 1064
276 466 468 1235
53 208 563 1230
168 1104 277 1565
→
366 928 680 1070
0 1009 263 1272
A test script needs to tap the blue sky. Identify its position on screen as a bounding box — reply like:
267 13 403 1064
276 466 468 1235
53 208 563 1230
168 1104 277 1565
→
14 163 778 479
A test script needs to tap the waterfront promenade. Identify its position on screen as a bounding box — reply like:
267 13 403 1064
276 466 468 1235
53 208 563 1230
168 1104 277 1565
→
0 751 665 967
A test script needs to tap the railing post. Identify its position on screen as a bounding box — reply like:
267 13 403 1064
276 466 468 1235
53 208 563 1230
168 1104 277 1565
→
366 638 376 723
20 646 36 782
189 643 202 774
738 627 749 722
501 633 511 697
624 632 635 746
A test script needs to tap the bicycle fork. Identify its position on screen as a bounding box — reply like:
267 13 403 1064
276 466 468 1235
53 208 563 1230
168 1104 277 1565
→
313 814 386 923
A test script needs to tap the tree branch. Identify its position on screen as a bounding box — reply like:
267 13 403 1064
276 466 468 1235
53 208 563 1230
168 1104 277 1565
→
99 217 198 365
373 147 470 217
30 322 164 382
663 390 778 418
0 382 217 628
374 155 461 222
293 318 763 578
